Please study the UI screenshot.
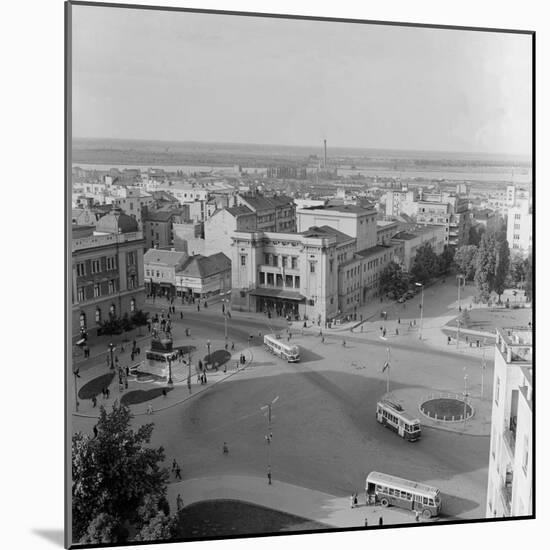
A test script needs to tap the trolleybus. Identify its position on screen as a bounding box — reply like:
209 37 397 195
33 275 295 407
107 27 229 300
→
264 334 301 362
376 399 421 441
365 471 442 519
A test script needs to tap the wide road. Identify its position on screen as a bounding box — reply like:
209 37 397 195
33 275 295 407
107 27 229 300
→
140 306 490 521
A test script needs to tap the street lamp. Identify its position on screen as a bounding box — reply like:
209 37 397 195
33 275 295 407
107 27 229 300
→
207 340 211 364
463 372 469 426
415 282 424 340
167 356 173 386
73 368 81 411
108 342 115 370
260 396 279 483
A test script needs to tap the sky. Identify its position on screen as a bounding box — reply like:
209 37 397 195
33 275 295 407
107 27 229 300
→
71 5 533 156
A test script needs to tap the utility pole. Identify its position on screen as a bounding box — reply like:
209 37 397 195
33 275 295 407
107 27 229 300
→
383 347 391 394
415 282 424 340
260 396 279 480
73 368 81 411
463 371 469 426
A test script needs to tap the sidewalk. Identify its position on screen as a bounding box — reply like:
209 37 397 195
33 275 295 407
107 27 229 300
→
166 475 426 529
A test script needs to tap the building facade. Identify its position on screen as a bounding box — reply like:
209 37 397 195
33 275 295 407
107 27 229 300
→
204 206 257 256
506 198 532 257
143 208 187 250
71 211 146 340
175 252 231 299
113 186 155 227
144 249 188 298
486 327 532 518
237 194 296 232
391 225 447 272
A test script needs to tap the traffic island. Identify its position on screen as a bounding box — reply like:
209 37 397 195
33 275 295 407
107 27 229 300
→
420 395 474 423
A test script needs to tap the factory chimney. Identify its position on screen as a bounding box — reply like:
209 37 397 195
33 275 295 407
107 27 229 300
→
323 139 327 169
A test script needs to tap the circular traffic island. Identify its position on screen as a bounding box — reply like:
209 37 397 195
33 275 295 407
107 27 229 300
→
420 397 474 422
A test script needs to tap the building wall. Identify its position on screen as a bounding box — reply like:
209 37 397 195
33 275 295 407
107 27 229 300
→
173 222 206 255
507 202 532 257
72 234 145 338
204 209 257 256
486 329 532 519
176 269 232 298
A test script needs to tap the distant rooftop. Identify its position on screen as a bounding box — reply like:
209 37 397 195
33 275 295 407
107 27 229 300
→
300 225 354 244
355 245 392 258
144 248 187 267
239 194 294 211
225 205 254 217
299 204 375 215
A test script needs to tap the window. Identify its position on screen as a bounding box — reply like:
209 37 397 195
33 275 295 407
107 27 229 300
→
76 263 86 276
130 298 136 312
240 255 247 266
259 272 265 285
156 271 160 278
93 284 101 297
291 257 298 269
91 259 101 274
264 253 270 265
310 261 316 273
108 280 116 294
282 256 287 268
294 276 300 288
77 287 85 302
129 275 136 289
273 256 278 267
267 273 274 286
106 256 117 270
329 259 334 273
515 213 521 220
514 224 521 230
79 312 86 329
146 269 150 277
109 304 116 317
128 251 136 265
95 308 101 324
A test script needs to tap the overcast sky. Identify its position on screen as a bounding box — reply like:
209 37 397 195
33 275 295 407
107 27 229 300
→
71 5 532 156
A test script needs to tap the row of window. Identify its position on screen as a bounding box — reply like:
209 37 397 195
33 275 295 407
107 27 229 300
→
259 272 300 289
79 299 136 329
75 252 136 277
76 275 137 303
264 254 299 269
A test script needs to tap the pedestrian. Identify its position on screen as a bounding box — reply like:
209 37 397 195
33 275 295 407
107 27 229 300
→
162 388 167 398
147 404 153 415
342 339 346 347
354 493 358 507
93 425 98 438
126 366 129 377
364 518 368 527
225 342 228 351
378 517 383 526
197 304 200 312
106 388 110 398
176 494 184 511
321 335 325 344
132 339 136 352
131 351 134 362
231 341 235 351
223 442 229 454
476 340 480 348
175 465 182 480
180 311 183 320
137 347 140 355
267 468 272 485
92 395 97 408
350 494 355 508
415 510 420 522
172 459 178 471
398 317 400 324
395 328 399 336
303 321 307 329
447 335 451 345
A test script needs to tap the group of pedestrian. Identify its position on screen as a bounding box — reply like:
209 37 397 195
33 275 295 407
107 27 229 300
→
239 353 246 365
101 387 110 399
350 492 359 508
198 372 208 385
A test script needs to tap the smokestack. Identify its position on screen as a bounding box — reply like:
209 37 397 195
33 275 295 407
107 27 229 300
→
323 139 327 169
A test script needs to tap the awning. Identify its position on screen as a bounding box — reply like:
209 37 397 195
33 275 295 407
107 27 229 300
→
249 288 305 302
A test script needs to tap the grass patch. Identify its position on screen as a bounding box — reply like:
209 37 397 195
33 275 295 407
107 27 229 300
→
421 398 472 420
78 372 115 400
120 386 173 405
203 350 231 369
172 499 327 539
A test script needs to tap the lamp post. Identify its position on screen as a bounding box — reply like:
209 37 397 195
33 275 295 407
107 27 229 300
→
463 372 469 426
108 342 115 370
457 274 465 311
207 340 211 365
456 318 461 349
167 356 173 386
73 368 81 411
415 282 424 340
260 396 279 482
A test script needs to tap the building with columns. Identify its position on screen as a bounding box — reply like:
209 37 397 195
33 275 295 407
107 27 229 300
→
71 209 146 340
486 327 532 518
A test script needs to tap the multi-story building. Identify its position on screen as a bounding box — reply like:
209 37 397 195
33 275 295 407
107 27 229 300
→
391 225 447 272
376 220 400 245
266 165 307 179
113 186 155 227
486 327 532 518
158 182 209 204
204 205 257 256
506 197 532 258
237 193 296 232
175 252 232 300
384 188 419 218
71 209 146 339
143 208 187 250
144 248 188 298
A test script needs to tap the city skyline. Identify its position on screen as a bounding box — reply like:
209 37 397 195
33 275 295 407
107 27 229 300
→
72 6 532 156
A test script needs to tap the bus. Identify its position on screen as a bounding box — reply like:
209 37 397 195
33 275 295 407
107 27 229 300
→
376 400 421 441
365 471 442 519
264 334 301 362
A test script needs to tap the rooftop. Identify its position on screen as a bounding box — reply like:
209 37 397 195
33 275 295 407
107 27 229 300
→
299 204 375 215
144 209 182 223
300 225 354 245
144 248 188 267
225 205 254 217
239 194 294 211
177 252 231 279
355 245 392 258
95 208 139 234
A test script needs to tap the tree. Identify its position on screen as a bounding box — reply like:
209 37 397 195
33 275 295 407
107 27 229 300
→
468 225 485 246
474 233 497 302
494 238 511 300
72 402 170 543
79 513 127 545
135 511 178 542
379 261 409 297
437 245 455 275
410 243 438 283
132 309 149 327
524 253 533 301
454 245 478 281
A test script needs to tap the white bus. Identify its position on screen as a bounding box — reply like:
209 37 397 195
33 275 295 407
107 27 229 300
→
366 471 442 519
376 400 421 442
264 334 300 362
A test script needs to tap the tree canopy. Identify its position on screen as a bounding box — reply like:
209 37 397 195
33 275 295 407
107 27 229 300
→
379 261 409 298
454 245 478 281
410 243 439 283
72 402 173 544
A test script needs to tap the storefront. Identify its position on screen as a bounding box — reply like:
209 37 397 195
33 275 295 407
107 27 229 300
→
249 288 305 320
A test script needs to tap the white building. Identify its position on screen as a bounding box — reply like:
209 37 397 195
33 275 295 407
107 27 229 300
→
486 327 532 518
506 196 532 257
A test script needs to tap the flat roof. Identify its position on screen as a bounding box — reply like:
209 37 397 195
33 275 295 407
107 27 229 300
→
355 245 392 258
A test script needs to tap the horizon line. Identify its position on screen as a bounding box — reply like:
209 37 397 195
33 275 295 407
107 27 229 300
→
72 135 532 160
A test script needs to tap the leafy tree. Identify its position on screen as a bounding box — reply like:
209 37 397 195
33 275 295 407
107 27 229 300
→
98 317 123 336
410 243 438 283
72 402 170 543
454 245 478 281
79 513 127 545
121 312 133 333
494 238 511 300
524 253 532 301
474 233 497 302
469 225 485 246
132 309 149 327
135 511 178 542
380 261 409 297
437 245 455 275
